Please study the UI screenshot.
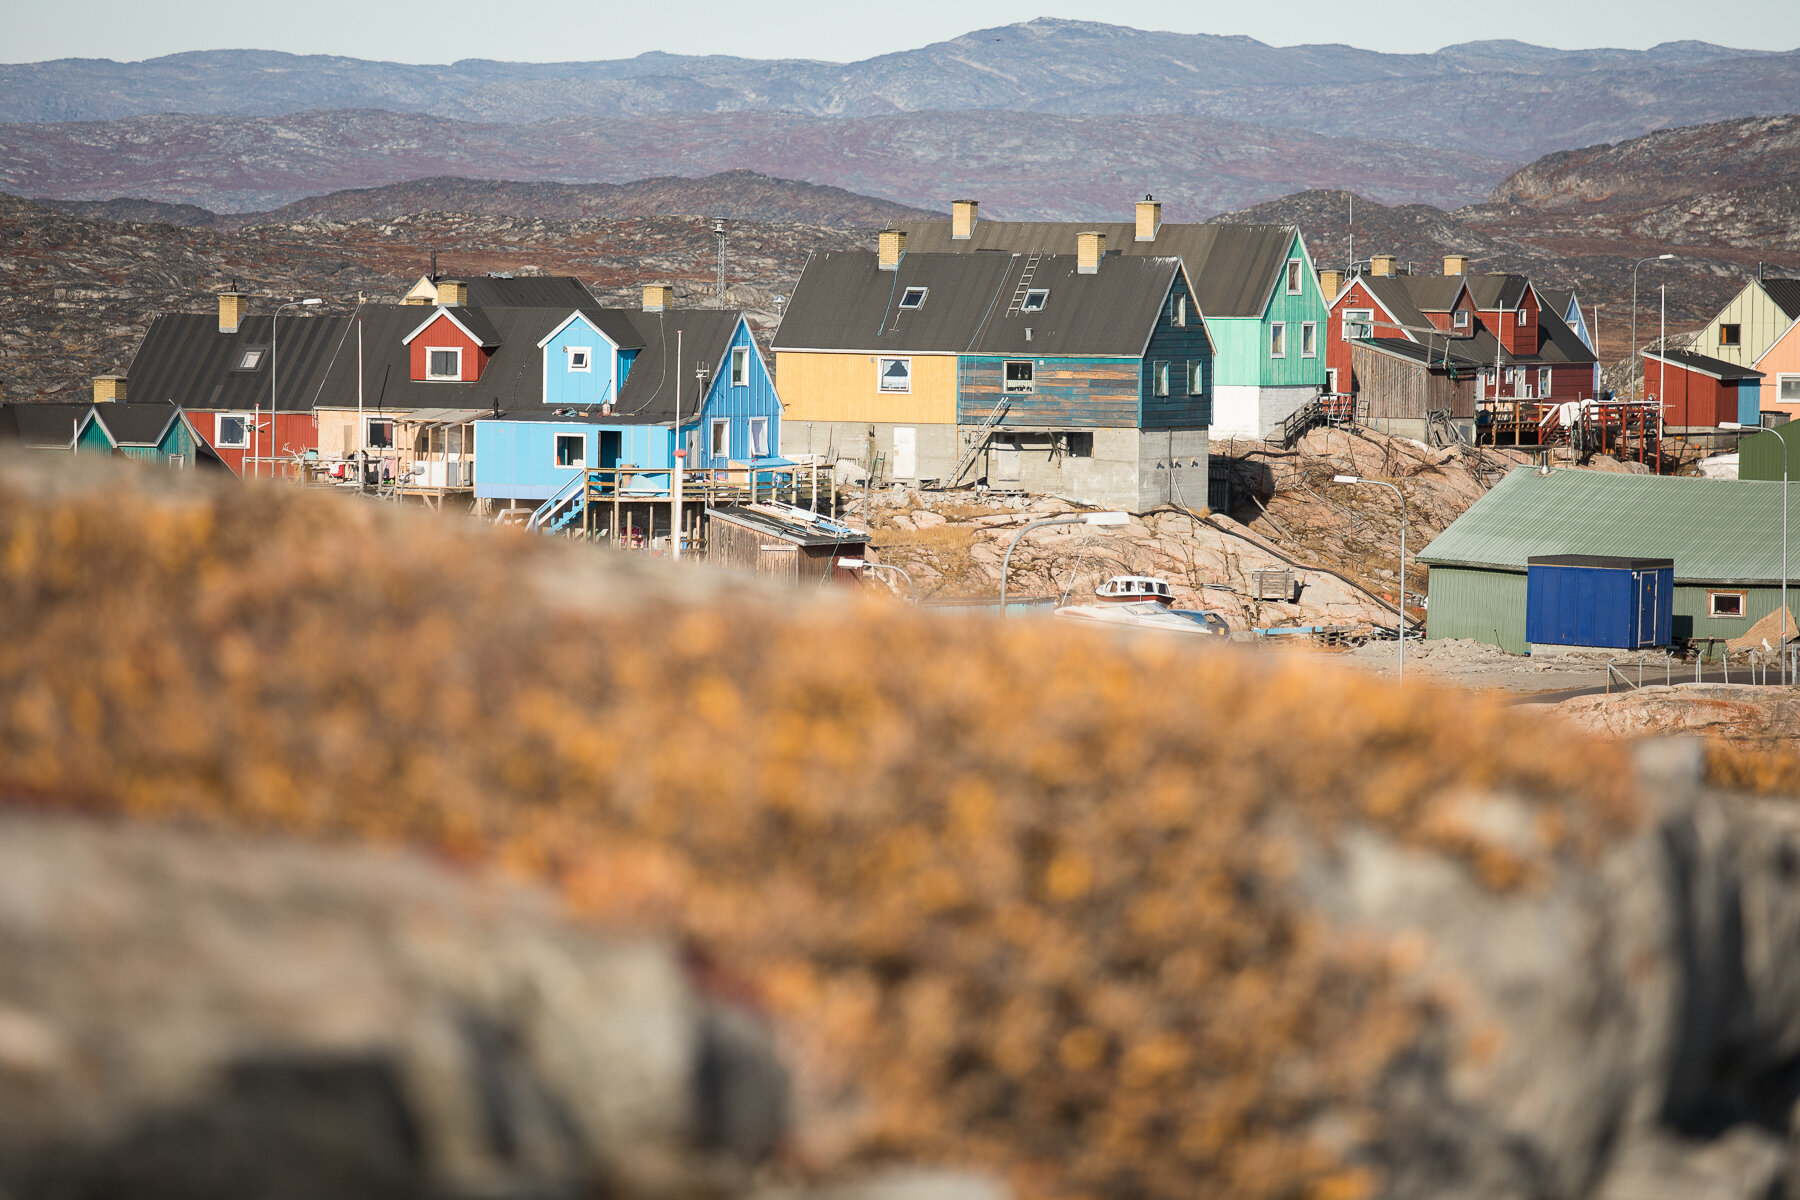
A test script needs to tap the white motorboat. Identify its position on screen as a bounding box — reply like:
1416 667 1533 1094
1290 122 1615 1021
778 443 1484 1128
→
1054 601 1230 637
1094 575 1174 605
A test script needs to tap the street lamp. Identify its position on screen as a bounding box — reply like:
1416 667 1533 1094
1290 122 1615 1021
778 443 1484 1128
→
1725 421 1789 682
998 510 1130 614
1630 255 1675 402
270 297 321 479
1334 474 1408 683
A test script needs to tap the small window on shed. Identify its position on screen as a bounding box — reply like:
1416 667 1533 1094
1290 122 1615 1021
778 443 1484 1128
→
1709 591 1746 618
1004 361 1035 393
1720 324 1742 347
554 433 585 468
1021 289 1049 312
899 287 928 310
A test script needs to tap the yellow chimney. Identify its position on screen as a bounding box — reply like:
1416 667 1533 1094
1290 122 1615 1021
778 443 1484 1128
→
218 291 248 334
1444 254 1470 276
1318 269 1344 298
436 279 469 307
1370 255 1398 278
1135 195 1161 242
878 229 907 271
1077 230 1106 274
952 199 978 240
93 374 126 403
642 283 674 312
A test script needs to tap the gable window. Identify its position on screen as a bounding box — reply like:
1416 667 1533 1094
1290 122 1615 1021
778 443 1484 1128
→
1539 367 1552 397
1515 308 1529 325
233 346 267 372
1344 309 1374 339
1720 324 1742 347
1270 322 1287 359
878 357 911 393
215 414 249 448
554 433 585 468
899 287 928 310
567 347 592 372
1173 296 1187 327
710 418 730 460
1453 309 1470 329
747 416 770 458
1021 289 1049 312
365 418 394 450
1709 590 1746 618
1780 375 1800 403
1185 361 1202 395
426 347 461 380
730 346 749 386
1301 322 1317 358
1286 258 1303 295
1003 361 1035 393
1153 361 1170 397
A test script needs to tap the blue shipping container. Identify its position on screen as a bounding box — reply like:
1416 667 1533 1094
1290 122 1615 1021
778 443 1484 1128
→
1525 555 1674 650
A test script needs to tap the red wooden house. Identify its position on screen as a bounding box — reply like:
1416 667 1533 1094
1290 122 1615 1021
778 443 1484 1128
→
1641 348 1763 431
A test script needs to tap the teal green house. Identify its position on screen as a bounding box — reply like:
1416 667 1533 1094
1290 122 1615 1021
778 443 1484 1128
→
77 403 223 469
894 196 1329 439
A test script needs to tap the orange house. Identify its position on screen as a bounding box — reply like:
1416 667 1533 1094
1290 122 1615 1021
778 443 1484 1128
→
1753 315 1800 422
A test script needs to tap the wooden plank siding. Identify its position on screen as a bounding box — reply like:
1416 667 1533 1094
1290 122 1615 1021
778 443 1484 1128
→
1350 343 1476 420
687 318 783 467
958 357 1140 428
1141 270 1213 429
409 314 491 383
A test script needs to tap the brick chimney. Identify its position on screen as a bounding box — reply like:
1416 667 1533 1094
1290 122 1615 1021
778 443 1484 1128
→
436 279 469 307
642 283 673 312
1444 254 1470 276
878 229 907 271
952 199 978 240
1370 254 1398 278
1135 194 1161 242
1077 230 1106 274
92 374 126 403
1318 269 1344 298
218 291 247 334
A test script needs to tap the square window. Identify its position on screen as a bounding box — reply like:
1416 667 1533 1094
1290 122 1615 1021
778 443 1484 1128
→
1185 361 1202 395
1154 361 1170 397
568 347 591 372
215 414 249 448
1021 289 1049 312
1780 375 1800 402
1286 259 1303 295
899 287 928 310
1003 360 1035 393
1720 324 1742 347
1344 309 1373 339
710 418 730 459
1301 322 1317 358
554 433 585 468
748 416 770 458
1173 296 1187 327
730 346 749 386
426 347 461 380
365 418 393 449
1453 309 1470 329
878 357 911 393
234 347 266 371
1270 322 1286 358
1710 591 1746 618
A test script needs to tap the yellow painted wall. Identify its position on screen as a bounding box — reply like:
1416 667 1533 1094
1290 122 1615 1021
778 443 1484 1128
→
1696 282 1792 366
775 351 958 425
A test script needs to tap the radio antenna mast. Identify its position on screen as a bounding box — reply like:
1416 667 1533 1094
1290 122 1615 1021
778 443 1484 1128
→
713 218 728 308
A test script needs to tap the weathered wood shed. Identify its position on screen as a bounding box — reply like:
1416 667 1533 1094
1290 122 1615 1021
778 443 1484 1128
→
705 505 870 588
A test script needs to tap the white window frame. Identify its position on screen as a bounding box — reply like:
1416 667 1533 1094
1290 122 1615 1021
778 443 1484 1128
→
215 413 250 449
1515 308 1529 326
567 346 592 373
425 346 462 381
1003 360 1035 394
730 346 749 387
1286 258 1303 295
364 417 394 450
1778 374 1800 403
877 356 912 394
1185 361 1202 395
1344 309 1373 339
1173 295 1187 327
1153 361 1170 397
1453 309 1470 329
1709 590 1747 618
1539 367 1552 397
553 432 586 469
1021 289 1049 312
1270 322 1286 359
898 286 928 310
1300 321 1317 359
747 416 770 458
710 418 730 460
235 347 266 371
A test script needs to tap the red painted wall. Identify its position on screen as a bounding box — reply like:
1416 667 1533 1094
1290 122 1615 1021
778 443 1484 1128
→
1652 361 1732 427
191 410 319 478
1498 291 1539 356
408 314 490 383
1327 279 1393 394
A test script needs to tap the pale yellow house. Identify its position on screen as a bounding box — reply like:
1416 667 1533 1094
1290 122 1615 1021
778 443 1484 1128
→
1689 278 1800 368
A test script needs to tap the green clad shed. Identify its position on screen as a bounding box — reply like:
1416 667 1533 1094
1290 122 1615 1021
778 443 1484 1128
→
1419 467 1800 652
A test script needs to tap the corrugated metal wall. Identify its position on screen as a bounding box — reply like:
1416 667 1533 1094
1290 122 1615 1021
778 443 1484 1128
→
1426 566 1528 652
1739 425 1800 481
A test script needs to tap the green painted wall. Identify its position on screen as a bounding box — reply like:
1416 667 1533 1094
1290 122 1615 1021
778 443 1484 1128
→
75 421 112 455
1208 233 1331 389
1739 424 1800 481
1426 566 1528 652
1673 585 1797 646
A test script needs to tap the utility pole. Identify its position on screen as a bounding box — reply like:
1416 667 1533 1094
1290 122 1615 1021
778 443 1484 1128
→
713 218 727 309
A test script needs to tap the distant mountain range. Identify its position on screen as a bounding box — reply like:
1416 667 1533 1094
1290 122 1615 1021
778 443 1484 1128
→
4 21 1797 161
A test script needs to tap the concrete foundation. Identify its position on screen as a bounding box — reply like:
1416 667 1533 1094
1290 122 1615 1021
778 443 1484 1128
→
780 420 959 484
1212 384 1319 440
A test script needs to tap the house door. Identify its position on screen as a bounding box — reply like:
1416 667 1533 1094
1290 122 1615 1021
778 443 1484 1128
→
893 426 917 479
1636 571 1658 647
599 430 621 469
993 435 1021 488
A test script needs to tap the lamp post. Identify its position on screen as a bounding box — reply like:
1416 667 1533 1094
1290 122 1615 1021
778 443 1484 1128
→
1334 474 1408 684
1725 422 1789 683
270 297 321 479
999 511 1130 614
1630 255 1674 402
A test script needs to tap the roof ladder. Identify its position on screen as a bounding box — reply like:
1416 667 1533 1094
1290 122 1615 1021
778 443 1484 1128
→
1004 253 1043 316
951 397 1010 485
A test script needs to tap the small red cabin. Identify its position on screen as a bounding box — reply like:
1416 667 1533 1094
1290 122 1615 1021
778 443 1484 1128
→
1642 349 1764 430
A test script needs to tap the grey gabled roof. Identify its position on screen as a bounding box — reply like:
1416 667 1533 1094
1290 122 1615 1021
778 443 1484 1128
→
891 220 1293 319
1351 274 1594 367
1762 278 1800 322
0 402 92 449
460 275 597 310
88 402 180 446
1642 347 1764 380
771 251 1180 357
1420 467 1800 584
610 309 743 421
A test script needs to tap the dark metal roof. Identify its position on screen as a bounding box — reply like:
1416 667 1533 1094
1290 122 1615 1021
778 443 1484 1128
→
1352 337 1484 370
1528 554 1675 569
461 275 597 310
0 402 91 448
891 220 1295 319
126 311 356 413
771 251 1180 357
88 402 180 446
1762 278 1800 322
1642 347 1764 380
1352 274 1594 367
410 306 501 349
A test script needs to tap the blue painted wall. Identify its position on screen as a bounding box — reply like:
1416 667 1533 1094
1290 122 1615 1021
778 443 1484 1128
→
474 420 673 500
540 313 621 408
1141 271 1213 428
1738 379 1763 427
679 318 784 467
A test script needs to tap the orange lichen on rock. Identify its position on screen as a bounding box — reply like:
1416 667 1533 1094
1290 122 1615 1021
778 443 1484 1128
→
0 458 1645 1200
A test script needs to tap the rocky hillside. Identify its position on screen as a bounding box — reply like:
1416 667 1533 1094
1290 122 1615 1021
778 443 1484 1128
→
4 21 1798 160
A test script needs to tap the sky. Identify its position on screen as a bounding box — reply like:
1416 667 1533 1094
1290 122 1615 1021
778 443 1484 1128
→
1 0 1795 63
